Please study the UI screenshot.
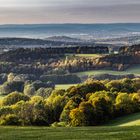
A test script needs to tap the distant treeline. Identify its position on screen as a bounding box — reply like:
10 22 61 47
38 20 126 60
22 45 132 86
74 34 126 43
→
119 44 140 55
0 38 84 46
0 73 81 86
99 44 140 70
0 46 109 61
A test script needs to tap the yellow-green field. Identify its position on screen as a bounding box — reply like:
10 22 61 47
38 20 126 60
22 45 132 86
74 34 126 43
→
55 84 77 90
75 54 104 57
65 53 106 58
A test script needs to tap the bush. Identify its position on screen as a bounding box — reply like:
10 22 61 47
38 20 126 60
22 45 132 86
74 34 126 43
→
40 74 81 84
0 114 21 125
2 92 30 106
115 93 135 115
36 88 53 98
0 106 13 116
0 81 24 95
24 84 36 96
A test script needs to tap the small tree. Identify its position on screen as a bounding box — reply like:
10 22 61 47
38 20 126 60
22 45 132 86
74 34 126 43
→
0 114 21 126
115 93 134 115
2 91 30 106
69 108 86 126
24 84 36 96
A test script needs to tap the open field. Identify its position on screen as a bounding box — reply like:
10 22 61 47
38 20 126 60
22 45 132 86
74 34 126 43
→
75 54 104 58
106 113 140 126
75 65 140 77
1 113 140 140
127 65 140 75
65 54 105 58
0 126 140 140
56 65 140 90
55 84 77 90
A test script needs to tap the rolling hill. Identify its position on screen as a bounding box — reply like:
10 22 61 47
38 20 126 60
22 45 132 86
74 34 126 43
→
106 113 140 126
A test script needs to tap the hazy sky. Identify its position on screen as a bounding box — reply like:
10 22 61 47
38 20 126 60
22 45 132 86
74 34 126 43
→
0 0 140 24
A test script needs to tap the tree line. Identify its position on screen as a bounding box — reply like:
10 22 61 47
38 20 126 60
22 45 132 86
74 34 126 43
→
0 78 140 126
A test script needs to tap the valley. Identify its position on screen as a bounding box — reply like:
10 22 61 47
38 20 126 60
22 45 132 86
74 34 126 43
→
1 0 140 139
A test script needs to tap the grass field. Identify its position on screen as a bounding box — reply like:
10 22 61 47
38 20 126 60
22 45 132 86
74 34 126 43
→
55 65 140 90
75 65 140 77
127 65 140 75
1 113 140 140
65 54 106 58
75 54 104 58
0 126 140 140
55 84 77 90
106 113 140 126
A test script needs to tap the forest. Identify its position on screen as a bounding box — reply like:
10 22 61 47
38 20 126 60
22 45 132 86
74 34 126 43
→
0 44 139 77
0 77 140 126
0 44 140 127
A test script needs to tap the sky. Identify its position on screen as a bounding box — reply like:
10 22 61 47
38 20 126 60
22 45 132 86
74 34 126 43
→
0 0 140 24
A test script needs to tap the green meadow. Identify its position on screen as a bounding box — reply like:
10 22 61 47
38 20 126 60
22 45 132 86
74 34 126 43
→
106 113 140 126
75 65 140 77
55 65 140 90
1 113 140 140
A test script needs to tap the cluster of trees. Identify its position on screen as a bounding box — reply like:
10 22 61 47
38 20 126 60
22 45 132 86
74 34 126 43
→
119 44 140 56
4 46 139 76
57 56 110 73
0 47 110 75
0 73 55 96
100 44 140 71
0 55 110 75
0 78 140 126
40 74 81 84
0 73 81 89
0 46 140 77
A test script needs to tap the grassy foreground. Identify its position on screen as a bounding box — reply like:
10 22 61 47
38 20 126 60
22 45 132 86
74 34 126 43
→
1 113 140 140
0 126 140 140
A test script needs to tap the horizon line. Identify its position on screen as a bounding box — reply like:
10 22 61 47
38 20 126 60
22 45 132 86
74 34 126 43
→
1 22 140 26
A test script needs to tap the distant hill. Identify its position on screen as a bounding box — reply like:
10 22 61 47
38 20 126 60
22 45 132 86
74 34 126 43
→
0 35 140 48
0 38 49 45
0 23 140 38
46 36 83 42
0 37 88 47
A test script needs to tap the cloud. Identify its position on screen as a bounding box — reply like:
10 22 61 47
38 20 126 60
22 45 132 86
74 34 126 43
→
1 0 140 7
0 0 140 23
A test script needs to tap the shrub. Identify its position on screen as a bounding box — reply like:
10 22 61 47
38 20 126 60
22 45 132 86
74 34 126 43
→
115 93 135 115
2 92 30 106
0 114 21 125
